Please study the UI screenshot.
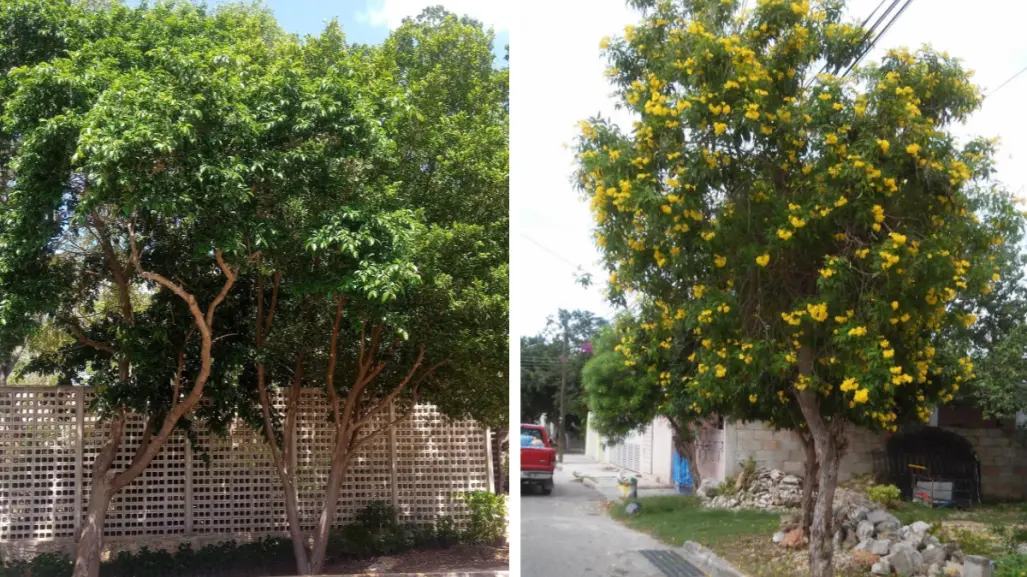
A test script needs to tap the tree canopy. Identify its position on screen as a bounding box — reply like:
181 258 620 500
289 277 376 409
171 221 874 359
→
0 2 507 575
574 1 1026 575
520 309 607 428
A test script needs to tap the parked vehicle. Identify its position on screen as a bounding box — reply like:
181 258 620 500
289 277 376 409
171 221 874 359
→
520 423 556 495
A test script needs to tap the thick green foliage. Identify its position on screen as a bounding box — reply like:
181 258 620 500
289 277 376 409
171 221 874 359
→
461 490 508 545
520 309 607 426
0 0 508 435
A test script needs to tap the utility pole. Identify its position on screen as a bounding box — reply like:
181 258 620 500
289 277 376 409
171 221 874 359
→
558 318 568 463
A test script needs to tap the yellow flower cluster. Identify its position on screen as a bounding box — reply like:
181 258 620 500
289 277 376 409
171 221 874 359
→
807 302 828 322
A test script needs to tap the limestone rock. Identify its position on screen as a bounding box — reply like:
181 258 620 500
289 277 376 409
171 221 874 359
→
781 474 801 486
886 542 924 577
696 478 719 499
870 538 892 556
872 558 892 576
909 521 932 547
702 467 804 511
921 545 945 567
849 506 870 524
857 520 876 542
868 508 900 526
876 520 901 539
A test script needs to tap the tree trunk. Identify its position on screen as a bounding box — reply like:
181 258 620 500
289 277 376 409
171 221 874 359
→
73 415 125 577
308 449 350 574
808 430 840 577
799 430 818 535
669 419 701 489
70 248 237 577
676 434 701 489
282 478 310 574
74 477 112 577
0 345 23 386
795 347 843 577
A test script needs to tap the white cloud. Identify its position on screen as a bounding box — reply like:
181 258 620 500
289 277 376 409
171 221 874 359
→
357 0 510 31
512 0 1027 338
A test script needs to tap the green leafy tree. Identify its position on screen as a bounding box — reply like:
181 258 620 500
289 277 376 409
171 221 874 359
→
520 309 607 436
584 302 824 528
0 3 291 576
575 1 1025 574
957 203 1027 422
239 10 508 574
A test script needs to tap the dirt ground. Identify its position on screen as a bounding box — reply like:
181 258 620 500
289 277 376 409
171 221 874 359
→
324 544 509 574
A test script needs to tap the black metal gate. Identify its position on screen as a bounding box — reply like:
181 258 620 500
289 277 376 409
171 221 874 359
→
881 426 981 507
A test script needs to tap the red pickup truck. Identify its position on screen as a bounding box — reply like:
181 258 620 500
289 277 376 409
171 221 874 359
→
520 424 556 495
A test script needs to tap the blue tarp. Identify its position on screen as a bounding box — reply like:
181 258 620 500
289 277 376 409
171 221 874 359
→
672 450 694 491
521 434 544 448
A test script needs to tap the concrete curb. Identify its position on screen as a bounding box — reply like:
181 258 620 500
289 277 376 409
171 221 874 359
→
315 572 508 577
677 541 749 577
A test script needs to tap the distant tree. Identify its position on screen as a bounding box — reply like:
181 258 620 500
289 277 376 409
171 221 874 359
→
520 309 607 433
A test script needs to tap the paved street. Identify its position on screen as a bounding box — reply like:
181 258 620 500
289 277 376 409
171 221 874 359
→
521 454 671 577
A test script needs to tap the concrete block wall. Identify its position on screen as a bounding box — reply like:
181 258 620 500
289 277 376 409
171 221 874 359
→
727 420 885 481
941 426 1027 500
728 420 1027 500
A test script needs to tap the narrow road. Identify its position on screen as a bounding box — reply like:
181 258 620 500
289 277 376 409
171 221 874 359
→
521 454 671 577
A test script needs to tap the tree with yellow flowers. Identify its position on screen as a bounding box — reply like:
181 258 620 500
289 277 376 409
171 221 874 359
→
575 1 1026 575
586 295 823 532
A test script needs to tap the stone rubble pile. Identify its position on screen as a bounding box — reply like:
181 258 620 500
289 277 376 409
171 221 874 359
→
696 468 804 510
697 468 966 576
828 507 964 576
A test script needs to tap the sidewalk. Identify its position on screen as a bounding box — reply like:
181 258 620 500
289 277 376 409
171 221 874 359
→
559 453 679 501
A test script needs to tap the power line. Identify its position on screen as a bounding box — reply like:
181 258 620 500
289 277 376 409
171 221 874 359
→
841 0 915 79
520 234 579 269
985 63 1027 100
805 0 892 88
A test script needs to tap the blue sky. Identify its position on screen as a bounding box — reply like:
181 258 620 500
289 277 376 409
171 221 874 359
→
129 0 509 67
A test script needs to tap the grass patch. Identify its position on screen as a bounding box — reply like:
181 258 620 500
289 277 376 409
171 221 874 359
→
893 502 1027 526
609 495 778 548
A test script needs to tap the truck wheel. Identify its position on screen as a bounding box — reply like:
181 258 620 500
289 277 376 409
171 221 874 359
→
541 481 553 495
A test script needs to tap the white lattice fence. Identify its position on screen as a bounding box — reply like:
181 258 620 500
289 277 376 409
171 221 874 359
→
0 387 490 549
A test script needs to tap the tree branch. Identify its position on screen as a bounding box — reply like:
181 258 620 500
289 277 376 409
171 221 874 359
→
348 400 419 456
90 211 134 325
325 295 346 430
128 415 154 471
66 320 116 355
339 323 389 437
265 271 280 336
257 357 290 477
350 349 444 434
113 225 242 492
206 250 237 329
284 354 304 475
